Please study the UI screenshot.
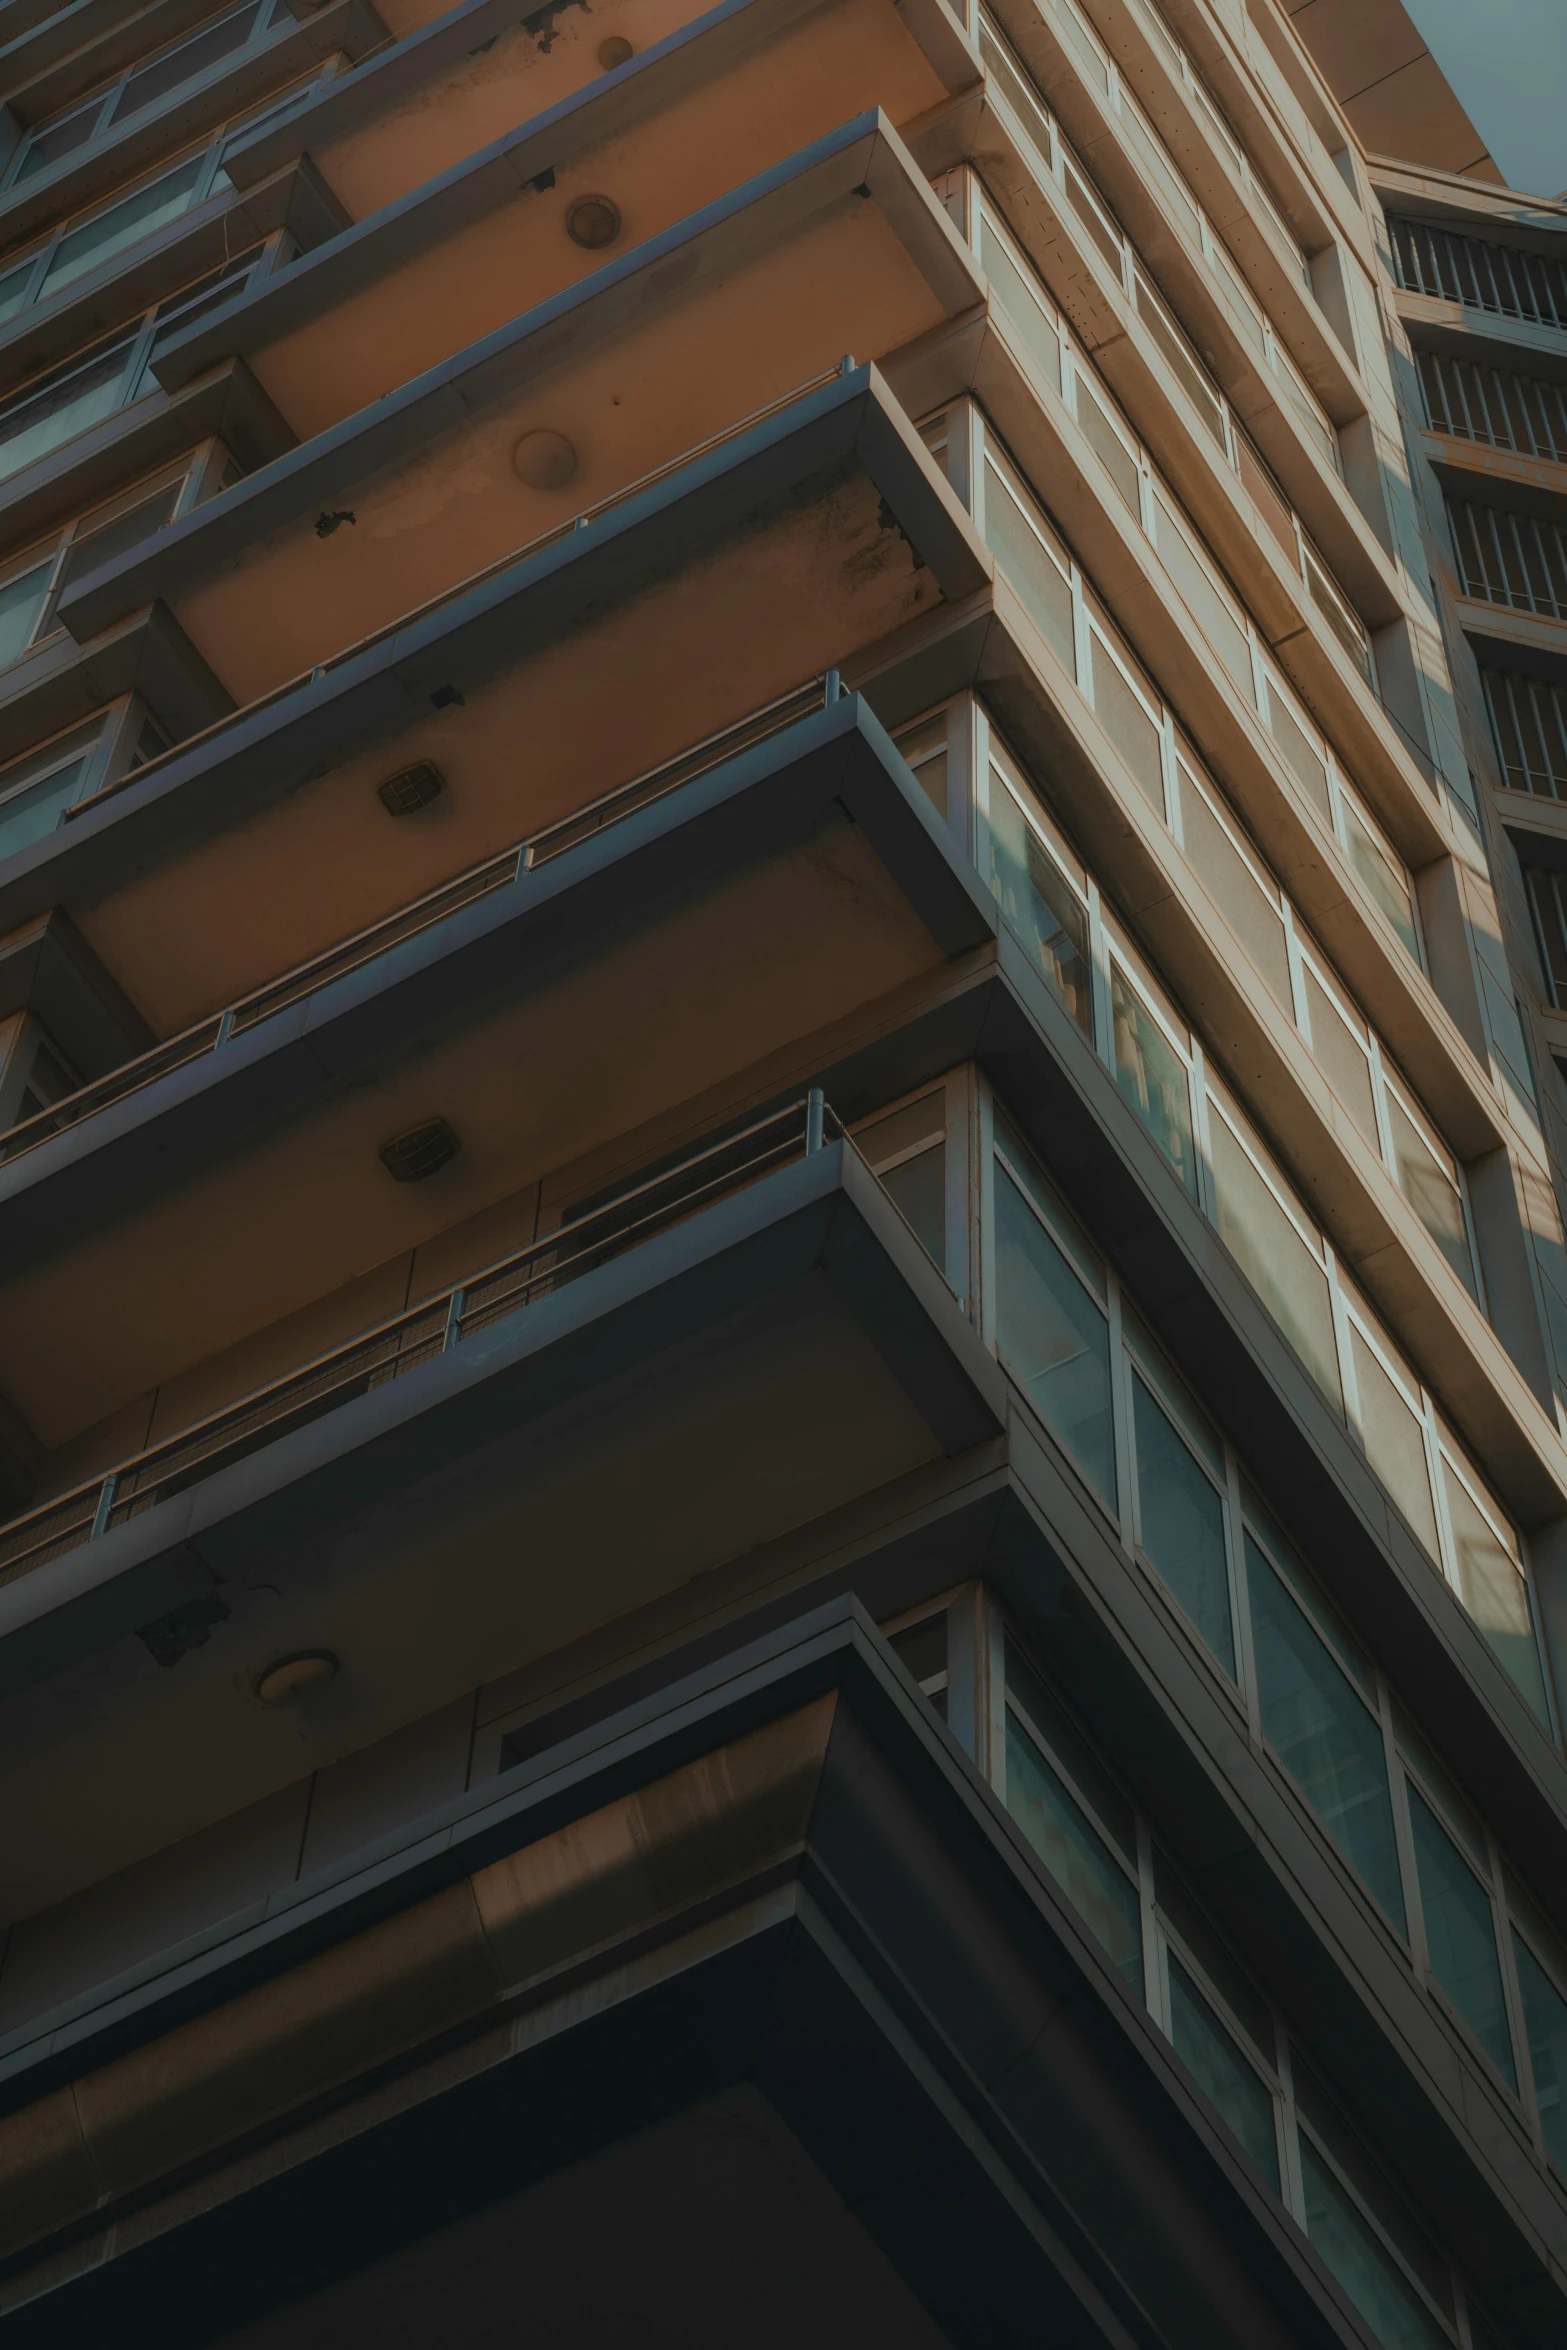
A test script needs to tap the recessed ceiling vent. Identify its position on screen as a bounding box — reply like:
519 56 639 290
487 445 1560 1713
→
377 760 445 815
566 194 621 249
379 1118 461 1182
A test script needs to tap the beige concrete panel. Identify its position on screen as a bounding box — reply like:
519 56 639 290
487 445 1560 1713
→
273 0 952 433
301 1694 474 1877
1286 0 1424 97
77 477 937 1032
0 1780 309 2017
1344 59 1495 181
0 1288 936 1923
9 822 942 1442
0 2091 99 2262
471 1695 837 1981
316 0 945 224
144 1252 415 1448
407 1178 540 1305
74 1878 502 2195
173 203 947 703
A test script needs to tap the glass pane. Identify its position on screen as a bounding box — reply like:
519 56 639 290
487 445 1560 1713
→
1341 797 1420 961
1133 1374 1235 1672
1111 965 1196 1193
983 460 1077 676
995 1160 1117 1506
1133 267 1228 447
1236 433 1300 567
112 1 265 123
1302 965 1379 1143
1408 1787 1515 2082
1207 1111 1342 1409
1177 773 1291 1005
0 346 133 486
1089 633 1165 811
1265 683 1333 819
1385 1093 1476 1298
895 718 947 815
978 216 1062 396
1246 1534 1407 1930
1076 381 1141 516
0 263 36 324
1513 1931 1567 2172
1166 1955 1279 2188
1440 1463 1548 1720
1349 1326 1439 1557
0 755 91 857
990 777 1094 1037
1064 160 1125 277
879 1144 945 1270
1300 2136 1449 2350
1153 496 1255 699
1005 1711 1143 1992
51 482 182 611
43 157 207 296
14 99 102 185
0 559 53 667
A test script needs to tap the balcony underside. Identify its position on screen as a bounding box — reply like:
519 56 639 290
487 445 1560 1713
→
0 1605 1389 2350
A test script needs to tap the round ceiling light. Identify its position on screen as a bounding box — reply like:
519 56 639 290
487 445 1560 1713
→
513 429 578 491
566 194 621 250
598 35 633 66
257 1651 338 1705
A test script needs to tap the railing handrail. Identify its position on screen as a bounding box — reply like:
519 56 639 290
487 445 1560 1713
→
0 1091 842 1574
64 358 856 827
0 671 841 1166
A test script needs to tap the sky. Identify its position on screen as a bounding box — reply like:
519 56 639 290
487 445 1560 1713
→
1402 0 1567 199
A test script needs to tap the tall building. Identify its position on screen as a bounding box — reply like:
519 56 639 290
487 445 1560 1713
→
0 0 1562 2339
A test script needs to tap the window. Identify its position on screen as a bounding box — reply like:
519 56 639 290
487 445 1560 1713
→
6 0 288 188
0 699 166 862
981 1092 1543 1720
1484 667 1567 799
991 1617 1472 2347
853 1088 948 1273
955 172 1366 681
0 247 269 489
0 445 229 665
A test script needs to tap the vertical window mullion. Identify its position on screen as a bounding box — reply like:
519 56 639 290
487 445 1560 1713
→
1383 1691 1428 1972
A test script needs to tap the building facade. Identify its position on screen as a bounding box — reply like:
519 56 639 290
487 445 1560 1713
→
0 0 1562 2341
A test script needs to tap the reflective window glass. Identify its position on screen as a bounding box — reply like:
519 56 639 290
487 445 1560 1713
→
42 156 207 296
994 1160 1117 1505
1207 1110 1342 1407
983 461 1076 676
0 344 135 487
1177 774 1291 1006
0 560 52 667
1247 1534 1407 1930
1407 1786 1515 2082
1385 1092 1475 1299
1341 796 1420 961
1513 1932 1567 2171
1349 1327 1439 1557
1167 1955 1279 2188
1110 964 1196 1192
1133 1374 1235 1671
978 215 1062 396
1005 1710 1144 1992
989 773 1093 1037
1302 964 1379 1144
1089 632 1165 811
1299 2137 1450 2350
1440 1463 1548 1720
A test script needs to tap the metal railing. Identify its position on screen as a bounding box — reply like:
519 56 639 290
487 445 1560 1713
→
1390 217 1567 333
1448 497 1567 621
0 672 840 1166
1483 666 1567 798
1418 349 1567 463
0 1091 844 1589
64 357 857 826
